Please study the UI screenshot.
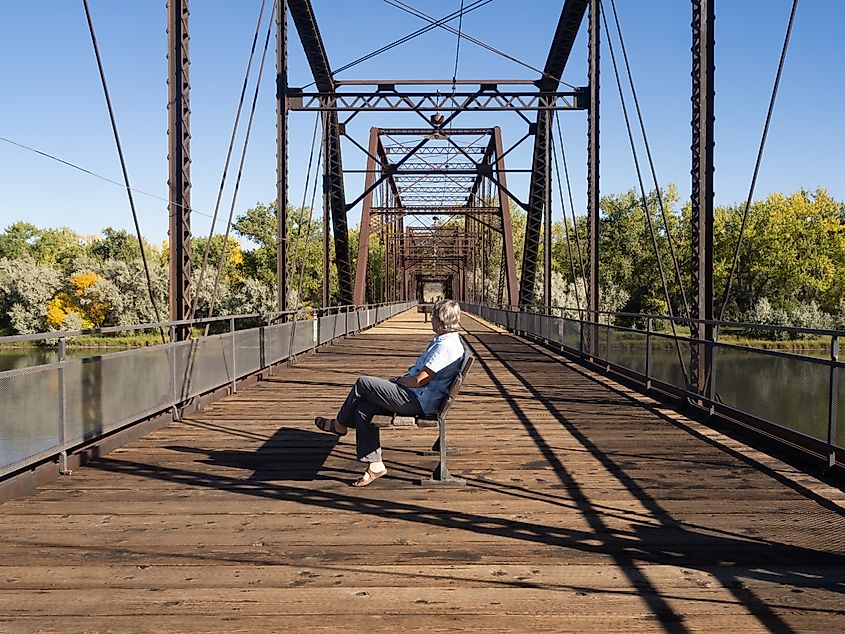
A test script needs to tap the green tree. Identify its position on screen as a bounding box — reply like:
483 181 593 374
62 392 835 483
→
0 222 39 260
88 227 143 263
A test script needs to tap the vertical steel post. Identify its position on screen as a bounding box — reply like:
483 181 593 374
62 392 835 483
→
587 0 600 357
709 324 719 417
645 317 653 391
322 112 331 308
544 116 553 314
353 129 380 306
57 337 69 474
230 317 237 394
829 335 840 468
169 325 179 419
492 126 519 307
167 0 191 336
690 0 715 397
276 0 289 312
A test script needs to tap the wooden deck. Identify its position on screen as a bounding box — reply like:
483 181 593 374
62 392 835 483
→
2 309 845 632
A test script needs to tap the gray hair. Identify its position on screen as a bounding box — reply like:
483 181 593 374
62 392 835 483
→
432 299 461 332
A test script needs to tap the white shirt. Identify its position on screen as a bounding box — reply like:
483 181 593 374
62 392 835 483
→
407 331 465 416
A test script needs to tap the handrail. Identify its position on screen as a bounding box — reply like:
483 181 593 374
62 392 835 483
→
462 302 842 471
483 302 845 338
0 301 415 345
1 300 418 480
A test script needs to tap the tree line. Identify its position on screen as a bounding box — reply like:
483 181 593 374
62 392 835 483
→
0 187 843 336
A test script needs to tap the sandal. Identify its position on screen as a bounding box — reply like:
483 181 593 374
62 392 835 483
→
352 466 387 487
314 416 347 437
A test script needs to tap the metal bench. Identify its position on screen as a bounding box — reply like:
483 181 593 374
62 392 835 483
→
372 352 474 485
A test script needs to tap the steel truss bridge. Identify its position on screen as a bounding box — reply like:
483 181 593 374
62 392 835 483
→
1 1 844 629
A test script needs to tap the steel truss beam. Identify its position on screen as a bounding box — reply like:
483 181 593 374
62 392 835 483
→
587 0 600 352
520 0 589 307
276 0 288 312
167 0 191 331
288 0 352 304
690 0 715 397
288 90 583 112
351 127 519 304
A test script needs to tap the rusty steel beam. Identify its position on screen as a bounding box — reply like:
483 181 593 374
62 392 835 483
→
690 0 715 397
287 90 582 112
275 0 288 313
288 0 352 304
493 127 519 308
353 128 380 306
167 0 191 331
587 0 600 353
520 0 589 307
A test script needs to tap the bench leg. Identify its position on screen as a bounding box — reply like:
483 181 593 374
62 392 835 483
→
421 436 460 456
424 417 465 486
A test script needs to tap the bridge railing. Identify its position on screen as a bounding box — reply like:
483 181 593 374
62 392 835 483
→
0 300 417 479
462 303 843 468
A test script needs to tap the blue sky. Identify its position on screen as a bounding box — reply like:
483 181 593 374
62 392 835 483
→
0 0 842 247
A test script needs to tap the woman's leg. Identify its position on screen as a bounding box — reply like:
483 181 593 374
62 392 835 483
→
336 376 423 462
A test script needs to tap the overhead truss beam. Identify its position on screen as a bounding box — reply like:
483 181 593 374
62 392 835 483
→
287 0 352 304
520 0 589 307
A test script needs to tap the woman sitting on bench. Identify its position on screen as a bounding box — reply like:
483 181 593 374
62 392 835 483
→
315 299 465 487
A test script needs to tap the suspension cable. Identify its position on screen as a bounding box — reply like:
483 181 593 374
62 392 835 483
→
296 116 325 313
383 0 579 90
718 0 799 321
190 0 268 322
451 0 466 92
286 112 322 297
606 0 690 319
81 0 164 342
207 2 275 319
600 3 690 385
550 131 581 312
302 0 492 87
554 117 587 286
0 136 217 221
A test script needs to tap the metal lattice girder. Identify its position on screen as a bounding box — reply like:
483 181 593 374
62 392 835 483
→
587 0 600 343
288 0 352 304
383 145 489 155
690 0 715 395
353 129 380 306
288 91 584 112
494 127 519 307
519 0 589 307
275 0 288 312
167 0 191 328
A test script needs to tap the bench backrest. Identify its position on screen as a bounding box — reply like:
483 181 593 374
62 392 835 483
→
437 351 474 419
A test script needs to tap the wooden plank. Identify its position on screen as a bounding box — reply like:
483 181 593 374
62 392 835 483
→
1 309 844 631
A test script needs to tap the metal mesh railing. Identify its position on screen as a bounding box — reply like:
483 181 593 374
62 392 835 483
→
0 301 416 478
462 302 843 464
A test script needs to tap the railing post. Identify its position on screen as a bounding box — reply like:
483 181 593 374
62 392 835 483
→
169 325 180 420
828 335 839 469
259 315 266 372
645 318 652 392
57 336 70 475
230 317 237 394
579 309 585 357
708 324 718 417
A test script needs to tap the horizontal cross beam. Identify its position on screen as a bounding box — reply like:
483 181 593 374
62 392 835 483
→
288 90 585 112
